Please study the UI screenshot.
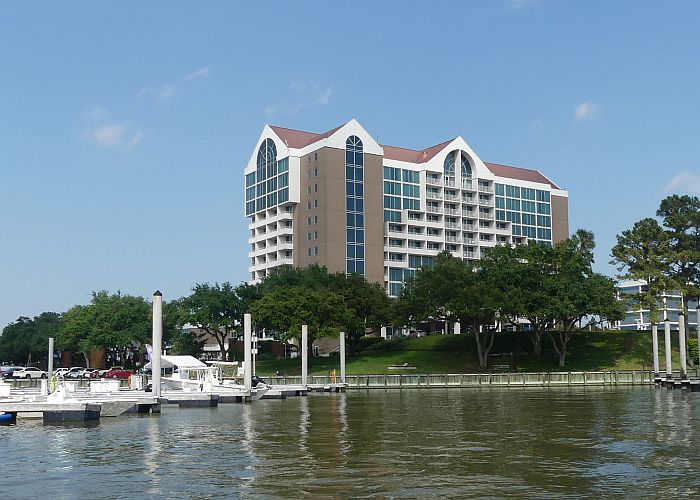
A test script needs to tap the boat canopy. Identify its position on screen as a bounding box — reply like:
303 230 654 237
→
144 355 207 371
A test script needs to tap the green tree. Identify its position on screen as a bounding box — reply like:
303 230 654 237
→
251 286 350 361
181 282 253 362
57 291 151 367
0 312 63 365
657 195 700 333
611 218 672 325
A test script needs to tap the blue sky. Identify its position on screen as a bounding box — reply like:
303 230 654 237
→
1 0 699 329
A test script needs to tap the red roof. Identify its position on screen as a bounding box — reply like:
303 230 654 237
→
269 123 560 189
270 124 344 149
484 162 560 189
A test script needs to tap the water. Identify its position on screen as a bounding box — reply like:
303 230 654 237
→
1 387 699 498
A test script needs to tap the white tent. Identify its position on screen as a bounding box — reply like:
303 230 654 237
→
144 355 206 371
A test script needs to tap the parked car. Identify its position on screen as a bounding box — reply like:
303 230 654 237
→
104 367 133 379
53 368 70 378
80 368 100 378
1 366 23 379
65 367 86 379
12 367 47 379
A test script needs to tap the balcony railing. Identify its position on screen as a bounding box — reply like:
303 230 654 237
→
462 179 474 190
479 212 495 220
427 206 441 214
426 191 443 200
463 238 476 245
478 184 493 193
463 224 476 231
445 222 459 229
479 199 493 207
464 251 477 259
426 177 442 186
444 208 457 215
445 193 459 201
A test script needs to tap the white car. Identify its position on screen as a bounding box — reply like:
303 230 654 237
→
12 367 47 379
53 368 70 378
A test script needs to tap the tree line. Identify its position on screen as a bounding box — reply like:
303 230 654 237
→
2 194 697 369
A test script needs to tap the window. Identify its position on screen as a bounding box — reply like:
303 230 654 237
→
346 135 365 274
402 169 419 184
444 151 456 186
383 166 401 181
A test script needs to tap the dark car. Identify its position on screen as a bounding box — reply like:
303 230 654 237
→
1 366 22 379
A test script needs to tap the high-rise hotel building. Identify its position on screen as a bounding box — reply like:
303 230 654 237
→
244 119 569 296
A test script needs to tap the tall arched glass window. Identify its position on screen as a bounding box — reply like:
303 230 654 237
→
345 135 365 275
443 151 456 187
256 138 276 183
460 153 472 189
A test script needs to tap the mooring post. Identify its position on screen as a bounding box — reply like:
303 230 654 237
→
301 324 308 389
340 331 346 384
664 317 673 385
651 323 661 384
48 337 54 384
152 291 163 399
244 313 252 394
697 303 700 370
678 311 688 382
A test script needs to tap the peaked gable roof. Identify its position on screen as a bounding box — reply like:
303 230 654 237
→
270 124 344 149
381 138 456 164
484 162 561 189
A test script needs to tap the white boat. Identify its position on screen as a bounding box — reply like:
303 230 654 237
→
145 356 269 400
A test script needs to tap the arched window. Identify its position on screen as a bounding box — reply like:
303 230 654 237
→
256 138 277 183
444 151 456 187
345 136 365 275
460 153 472 180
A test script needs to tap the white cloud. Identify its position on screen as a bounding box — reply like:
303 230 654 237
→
315 88 332 105
575 102 598 121
184 66 210 80
664 171 700 195
92 124 124 147
156 84 175 103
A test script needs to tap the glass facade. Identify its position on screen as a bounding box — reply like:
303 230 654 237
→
495 182 552 245
346 136 365 275
383 166 421 222
245 139 289 216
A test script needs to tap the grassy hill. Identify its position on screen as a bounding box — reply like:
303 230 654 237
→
255 330 694 376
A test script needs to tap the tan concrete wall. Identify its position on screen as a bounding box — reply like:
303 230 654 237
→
551 194 570 244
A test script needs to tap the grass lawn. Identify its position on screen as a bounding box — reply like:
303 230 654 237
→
254 330 695 376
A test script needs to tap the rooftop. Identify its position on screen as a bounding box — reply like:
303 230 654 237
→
269 122 561 189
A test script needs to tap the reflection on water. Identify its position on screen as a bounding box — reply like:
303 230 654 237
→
1 388 699 498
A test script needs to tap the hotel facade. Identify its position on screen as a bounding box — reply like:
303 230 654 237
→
244 119 569 296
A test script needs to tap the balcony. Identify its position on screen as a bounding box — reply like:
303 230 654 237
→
446 236 458 243
426 190 442 200
462 210 476 218
464 251 478 259
479 199 494 207
445 222 459 229
444 207 458 215
463 238 476 245
427 206 441 214
462 224 476 231
426 176 442 186
445 193 459 201
462 196 475 204
461 179 474 190
479 212 495 220
478 184 493 193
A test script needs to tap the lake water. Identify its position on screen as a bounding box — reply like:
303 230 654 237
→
1 387 699 498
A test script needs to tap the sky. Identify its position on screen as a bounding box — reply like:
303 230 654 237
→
1 0 699 330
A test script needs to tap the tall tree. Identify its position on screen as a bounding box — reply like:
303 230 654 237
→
657 195 700 333
611 218 672 326
251 286 350 361
57 291 151 367
181 282 247 362
0 312 63 365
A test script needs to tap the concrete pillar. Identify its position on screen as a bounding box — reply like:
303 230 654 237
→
678 311 688 381
454 322 461 335
664 317 673 382
152 291 163 398
340 331 346 384
651 324 660 382
244 313 252 393
301 325 308 388
48 337 55 383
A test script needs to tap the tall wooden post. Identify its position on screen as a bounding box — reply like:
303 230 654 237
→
152 291 163 398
